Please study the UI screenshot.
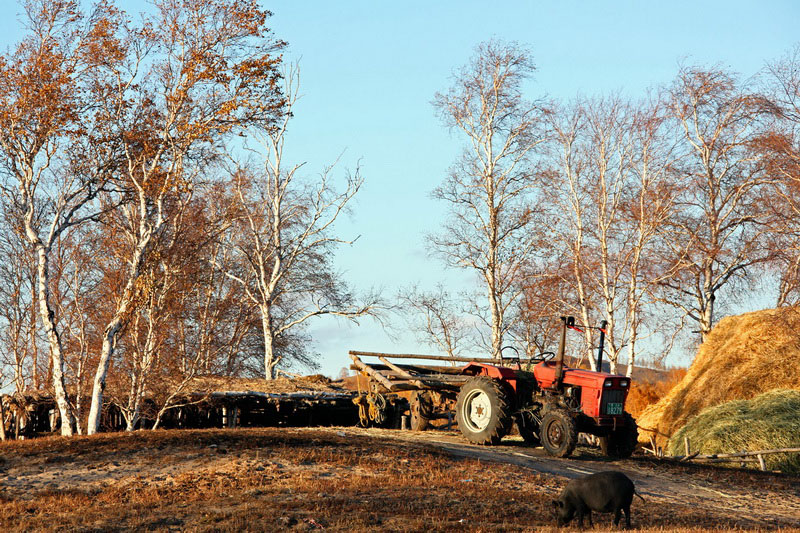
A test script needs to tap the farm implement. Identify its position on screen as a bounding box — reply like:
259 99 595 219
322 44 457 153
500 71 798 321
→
350 317 638 458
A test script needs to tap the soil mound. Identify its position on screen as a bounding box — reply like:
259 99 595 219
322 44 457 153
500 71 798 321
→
637 307 800 443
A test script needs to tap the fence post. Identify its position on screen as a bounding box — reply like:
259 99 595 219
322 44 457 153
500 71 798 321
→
684 437 691 456
758 454 766 471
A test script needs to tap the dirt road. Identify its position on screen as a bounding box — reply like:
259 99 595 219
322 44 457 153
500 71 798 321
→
351 426 800 528
0 426 798 531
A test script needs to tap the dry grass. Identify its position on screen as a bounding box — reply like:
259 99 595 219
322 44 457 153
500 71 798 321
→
1 428 797 532
668 389 800 473
638 307 800 445
184 374 344 394
626 368 687 419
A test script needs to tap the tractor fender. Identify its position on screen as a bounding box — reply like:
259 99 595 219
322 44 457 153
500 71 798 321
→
460 363 519 395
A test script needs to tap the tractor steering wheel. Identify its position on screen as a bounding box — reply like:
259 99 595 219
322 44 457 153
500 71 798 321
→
538 351 556 362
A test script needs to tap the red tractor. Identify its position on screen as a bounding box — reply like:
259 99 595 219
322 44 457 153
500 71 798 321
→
350 317 638 459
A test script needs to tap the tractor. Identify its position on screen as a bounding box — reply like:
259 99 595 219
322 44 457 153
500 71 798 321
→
349 316 638 458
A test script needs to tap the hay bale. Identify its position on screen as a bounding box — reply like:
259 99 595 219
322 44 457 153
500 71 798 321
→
637 307 800 444
667 389 800 473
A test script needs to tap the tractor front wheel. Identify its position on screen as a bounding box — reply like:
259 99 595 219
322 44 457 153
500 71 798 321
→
540 409 578 457
600 413 639 458
455 376 512 445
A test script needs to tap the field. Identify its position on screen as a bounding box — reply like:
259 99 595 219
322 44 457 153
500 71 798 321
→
1 427 799 532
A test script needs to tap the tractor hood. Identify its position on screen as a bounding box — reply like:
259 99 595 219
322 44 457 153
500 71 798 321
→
533 360 629 390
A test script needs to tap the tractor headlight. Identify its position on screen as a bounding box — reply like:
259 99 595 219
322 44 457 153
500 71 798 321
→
619 380 628 387
604 381 612 387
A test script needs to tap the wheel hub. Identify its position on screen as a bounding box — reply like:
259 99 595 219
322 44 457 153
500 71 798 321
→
546 420 564 445
464 390 491 431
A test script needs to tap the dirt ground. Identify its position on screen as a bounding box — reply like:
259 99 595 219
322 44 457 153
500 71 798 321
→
0 427 798 532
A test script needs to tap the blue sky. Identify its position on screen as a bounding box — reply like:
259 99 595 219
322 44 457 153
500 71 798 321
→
264 1 799 375
1 1 797 376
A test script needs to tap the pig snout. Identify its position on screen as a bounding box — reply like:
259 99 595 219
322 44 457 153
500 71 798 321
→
552 470 639 529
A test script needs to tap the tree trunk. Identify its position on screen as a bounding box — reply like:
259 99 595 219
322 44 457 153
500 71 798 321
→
262 307 278 380
35 246 75 436
87 318 123 434
0 395 7 441
487 272 503 360
87 230 151 435
626 334 636 378
700 291 715 342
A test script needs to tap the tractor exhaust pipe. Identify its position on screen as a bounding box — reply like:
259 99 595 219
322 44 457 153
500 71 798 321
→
596 320 607 372
554 316 572 389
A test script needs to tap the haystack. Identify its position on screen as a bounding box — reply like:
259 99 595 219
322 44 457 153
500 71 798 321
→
637 307 800 444
667 389 800 473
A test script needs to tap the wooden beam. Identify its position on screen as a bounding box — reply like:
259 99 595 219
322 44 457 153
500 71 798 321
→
350 353 397 391
379 356 425 388
349 350 532 365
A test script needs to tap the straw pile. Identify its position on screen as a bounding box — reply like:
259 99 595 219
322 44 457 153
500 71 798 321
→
666 389 800 473
637 307 800 444
183 374 348 395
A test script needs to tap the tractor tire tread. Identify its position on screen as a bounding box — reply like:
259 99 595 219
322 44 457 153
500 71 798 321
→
455 376 513 445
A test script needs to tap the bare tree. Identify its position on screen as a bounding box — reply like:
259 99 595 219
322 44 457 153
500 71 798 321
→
543 102 599 367
432 40 548 359
225 65 381 379
541 95 680 374
397 284 471 359
758 45 800 305
622 100 680 375
656 66 773 341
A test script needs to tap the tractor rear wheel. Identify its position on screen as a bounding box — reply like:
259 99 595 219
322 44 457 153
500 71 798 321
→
540 408 578 457
600 412 639 458
410 391 433 431
455 376 512 445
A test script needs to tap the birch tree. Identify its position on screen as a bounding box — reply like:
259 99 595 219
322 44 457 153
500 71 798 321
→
542 97 679 374
581 97 637 374
398 284 470 359
658 66 772 341
543 103 598 367
227 66 380 380
0 0 118 435
621 101 679 375
432 40 548 359
759 45 800 305
85 0 285 434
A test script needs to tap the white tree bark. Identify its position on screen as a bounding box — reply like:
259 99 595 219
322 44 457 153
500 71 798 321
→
431 41 547 359
225 64 379 380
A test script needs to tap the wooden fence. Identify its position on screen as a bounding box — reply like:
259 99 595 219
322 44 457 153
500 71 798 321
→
643 435 800 472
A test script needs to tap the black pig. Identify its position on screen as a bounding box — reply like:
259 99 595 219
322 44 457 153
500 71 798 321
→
552 470 643 529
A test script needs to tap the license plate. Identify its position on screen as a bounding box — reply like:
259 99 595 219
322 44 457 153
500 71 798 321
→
606 403 623 415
